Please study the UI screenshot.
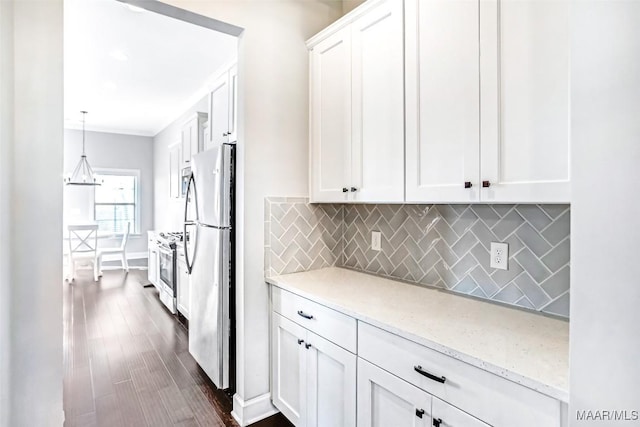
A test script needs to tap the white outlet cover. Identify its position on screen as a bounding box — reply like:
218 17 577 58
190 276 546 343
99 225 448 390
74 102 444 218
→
371 231 382 251
490 242 509 270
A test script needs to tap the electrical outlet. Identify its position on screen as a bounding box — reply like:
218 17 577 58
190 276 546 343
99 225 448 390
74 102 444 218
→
490 242 509 270
371 231 382 251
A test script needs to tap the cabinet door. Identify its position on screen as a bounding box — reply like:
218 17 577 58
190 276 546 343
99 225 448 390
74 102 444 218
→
177 260 190 318
189 117 200 157
305 331 356 427
272 313 307 426
351 0 404 203
431 397 489 427
357 358 431 427
209 74 230 149
479 0 570 202
169 143 181 199
181 125 192 167
310 28 352 203
228 65 238 143
405 0 480 203
203 122 210 149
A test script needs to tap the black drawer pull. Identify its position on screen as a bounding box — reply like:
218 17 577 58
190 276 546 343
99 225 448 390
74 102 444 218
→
433 418 443 427
297 339 304 345
416 409 425 419
297 310 313 320
414 365 446 384
305 343 312 349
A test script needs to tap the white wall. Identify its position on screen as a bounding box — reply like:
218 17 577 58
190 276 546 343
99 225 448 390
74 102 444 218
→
156 1 342 423
0 0 64 425
343 0 366 14
153 95 208 231
0 2 14 424
570 1 640 424
64 129 154 253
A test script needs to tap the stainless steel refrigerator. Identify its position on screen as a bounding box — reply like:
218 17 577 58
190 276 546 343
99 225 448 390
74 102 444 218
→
183 144 234 390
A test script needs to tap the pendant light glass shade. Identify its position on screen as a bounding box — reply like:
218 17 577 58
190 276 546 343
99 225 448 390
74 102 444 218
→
64 111 102 186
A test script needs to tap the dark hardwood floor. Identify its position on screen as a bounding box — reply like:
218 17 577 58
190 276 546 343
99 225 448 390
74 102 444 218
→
63 269 292 427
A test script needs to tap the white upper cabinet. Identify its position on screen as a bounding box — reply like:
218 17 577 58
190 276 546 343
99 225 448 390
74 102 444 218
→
181 112 207 168
208 74 230 150
310 28 352 203
311 0 571 204
350 0 404 202
206 63 238 151
405 0 480 203
309 0 404 203
228 65 238 143
479 0 571 203
406 0 571 203
169 142 181 199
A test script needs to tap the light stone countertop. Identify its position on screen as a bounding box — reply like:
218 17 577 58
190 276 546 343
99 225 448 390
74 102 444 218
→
266 267 569 403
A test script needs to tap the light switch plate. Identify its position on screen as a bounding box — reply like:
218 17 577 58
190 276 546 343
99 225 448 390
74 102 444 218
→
490 242 509 270
371 231 382 251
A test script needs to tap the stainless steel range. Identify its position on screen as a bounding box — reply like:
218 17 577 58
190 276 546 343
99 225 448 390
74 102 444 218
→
156 231 184 314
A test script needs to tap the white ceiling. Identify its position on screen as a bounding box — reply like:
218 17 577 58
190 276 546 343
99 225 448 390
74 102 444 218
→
64 0 237 136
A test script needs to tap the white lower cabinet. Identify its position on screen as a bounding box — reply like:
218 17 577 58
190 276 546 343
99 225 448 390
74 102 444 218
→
357 358 432 427
272 313 306 425
147 236 159 287
358 358 489 427
270 285 568 427
271 312 356 427
431 396 490 427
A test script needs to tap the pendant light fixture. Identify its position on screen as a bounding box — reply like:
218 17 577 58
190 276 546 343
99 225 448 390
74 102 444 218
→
64 111 102 186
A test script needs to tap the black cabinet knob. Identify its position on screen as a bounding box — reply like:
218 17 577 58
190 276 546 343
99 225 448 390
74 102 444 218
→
297 339 304 345
416 409 425 419
433 418 442 427
305 343 312 349
464 181 472 189
350 187 358 192
342 187 349 193
482 180 491 188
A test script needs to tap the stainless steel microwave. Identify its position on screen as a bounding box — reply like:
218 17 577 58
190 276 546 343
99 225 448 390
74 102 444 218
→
181 167 191 197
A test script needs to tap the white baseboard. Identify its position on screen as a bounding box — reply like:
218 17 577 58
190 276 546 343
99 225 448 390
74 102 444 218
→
231 392 278 427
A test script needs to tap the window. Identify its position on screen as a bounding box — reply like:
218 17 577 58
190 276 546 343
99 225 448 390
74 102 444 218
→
94 171 139 234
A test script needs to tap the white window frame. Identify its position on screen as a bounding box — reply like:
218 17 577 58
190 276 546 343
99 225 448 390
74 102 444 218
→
93 168 141 235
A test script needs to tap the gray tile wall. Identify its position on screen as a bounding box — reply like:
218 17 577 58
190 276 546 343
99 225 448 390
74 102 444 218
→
264 198 343 278
265 198 570 318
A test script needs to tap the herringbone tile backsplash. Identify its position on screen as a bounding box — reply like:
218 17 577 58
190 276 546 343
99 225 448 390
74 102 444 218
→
265 198 570 318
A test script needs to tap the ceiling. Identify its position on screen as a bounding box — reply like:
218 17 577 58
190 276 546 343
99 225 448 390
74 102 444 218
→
64 0 237 136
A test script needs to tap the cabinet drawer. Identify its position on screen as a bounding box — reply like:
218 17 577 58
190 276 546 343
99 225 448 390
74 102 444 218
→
432 396 488 427
358 322 562 427
272 287 356 353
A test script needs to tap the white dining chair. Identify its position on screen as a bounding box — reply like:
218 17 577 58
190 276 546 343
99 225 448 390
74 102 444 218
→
97 222 130 276
67 224 99 282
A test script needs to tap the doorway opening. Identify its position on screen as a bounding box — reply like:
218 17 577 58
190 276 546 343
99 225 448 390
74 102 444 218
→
62 1 243 425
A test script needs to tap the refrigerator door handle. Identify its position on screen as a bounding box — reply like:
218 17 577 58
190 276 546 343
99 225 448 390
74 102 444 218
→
184 173 198 274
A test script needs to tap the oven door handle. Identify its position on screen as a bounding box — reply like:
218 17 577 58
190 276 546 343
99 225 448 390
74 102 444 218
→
157 245 174 256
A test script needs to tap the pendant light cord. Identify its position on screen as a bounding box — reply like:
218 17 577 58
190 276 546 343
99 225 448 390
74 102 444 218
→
81 110 87 156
